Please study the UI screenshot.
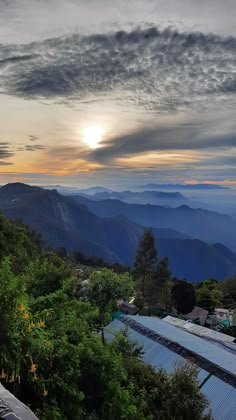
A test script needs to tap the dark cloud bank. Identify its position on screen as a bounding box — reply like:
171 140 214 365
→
0 26 235 112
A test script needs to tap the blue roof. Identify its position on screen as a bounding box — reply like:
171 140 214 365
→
105 316 236 420
201 376 236 420
125 315 236 375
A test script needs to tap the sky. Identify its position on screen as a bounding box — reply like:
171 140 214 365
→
0 0 236 188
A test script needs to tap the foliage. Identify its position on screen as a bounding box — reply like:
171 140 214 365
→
196 283 223 312
0 214 41 270
219 276 236 308
85 269 133 341
133 229 172 309
110 329 211 420
73 251 128 273
133 228 158 302
171 279 196 314
24 252 74 297
154 257 172 309
0 213 211 419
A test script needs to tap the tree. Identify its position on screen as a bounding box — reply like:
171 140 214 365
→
0 213 211 419
171 279 196 314
133 228 158 304
220 276 236 308
155 257 172 309
196 286 223 312
110 329 211 420
85 269 133 342
24 252 74 297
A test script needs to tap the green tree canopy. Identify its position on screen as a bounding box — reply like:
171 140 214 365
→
85 268 133 341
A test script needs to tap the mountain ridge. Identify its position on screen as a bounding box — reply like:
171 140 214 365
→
0 183 236 281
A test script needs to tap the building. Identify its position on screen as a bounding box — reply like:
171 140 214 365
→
214 308 234 326
181 305 208 326
105 315 236 420
163 315 236 344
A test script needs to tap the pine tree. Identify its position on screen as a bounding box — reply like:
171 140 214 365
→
156 257 172 309
133 228 158 305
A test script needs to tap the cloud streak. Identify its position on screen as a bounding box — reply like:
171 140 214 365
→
84 118 236 163
0 142 14 165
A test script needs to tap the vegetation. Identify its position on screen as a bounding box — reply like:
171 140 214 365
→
195 279 223 312
133 228 173 309
0 213 211 419
171 279 196 315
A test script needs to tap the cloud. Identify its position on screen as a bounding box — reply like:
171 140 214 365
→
29 135 39 142
83 118 236 163
0 161 13 165
0 142 14 164
24 144 45 151
0 54 37 66
0 27 235 114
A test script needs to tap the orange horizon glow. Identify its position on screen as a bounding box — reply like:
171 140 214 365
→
184 180 236 186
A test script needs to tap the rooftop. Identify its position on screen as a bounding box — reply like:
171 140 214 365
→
105 315 236 420
163 315 236 345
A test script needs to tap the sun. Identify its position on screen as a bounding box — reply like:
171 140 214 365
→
83 125 103 149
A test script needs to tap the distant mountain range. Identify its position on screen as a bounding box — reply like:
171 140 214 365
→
43 185 113 196
0 182 236 282
139 183 228 190
71 194 236 252
82 190 189 207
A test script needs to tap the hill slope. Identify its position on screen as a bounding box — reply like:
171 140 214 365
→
83 190 189 207
71 195 236 252
1 183 236 281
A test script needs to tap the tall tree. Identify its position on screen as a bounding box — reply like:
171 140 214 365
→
171 279 196 315
156 257 172 309
133 228 158 304
85 269 133 342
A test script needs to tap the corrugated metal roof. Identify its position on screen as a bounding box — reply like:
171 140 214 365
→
201 376 236 420
163 315 236 344
105 319 209 381
105 316 236 420
124 315 236 376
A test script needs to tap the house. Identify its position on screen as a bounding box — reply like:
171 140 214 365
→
163 315 236 344
105 315 236 420
118 300 139 315
214 308 234 326
180 306 208 326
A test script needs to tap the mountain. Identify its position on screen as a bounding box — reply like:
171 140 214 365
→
1 183 236 281
83 190 189 207
76 186 113 195
43 185 113 196
140 183 228 190
0 183 136 264
71 195 236 252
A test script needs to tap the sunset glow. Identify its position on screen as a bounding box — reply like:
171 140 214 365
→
83 125 104 149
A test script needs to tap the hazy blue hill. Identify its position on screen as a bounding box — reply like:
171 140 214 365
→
1 183 236 281
140 183 228 190
87 190 189 206
72 195 236 252
157 238 236 282
0 183 122 262
43 185 113 196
